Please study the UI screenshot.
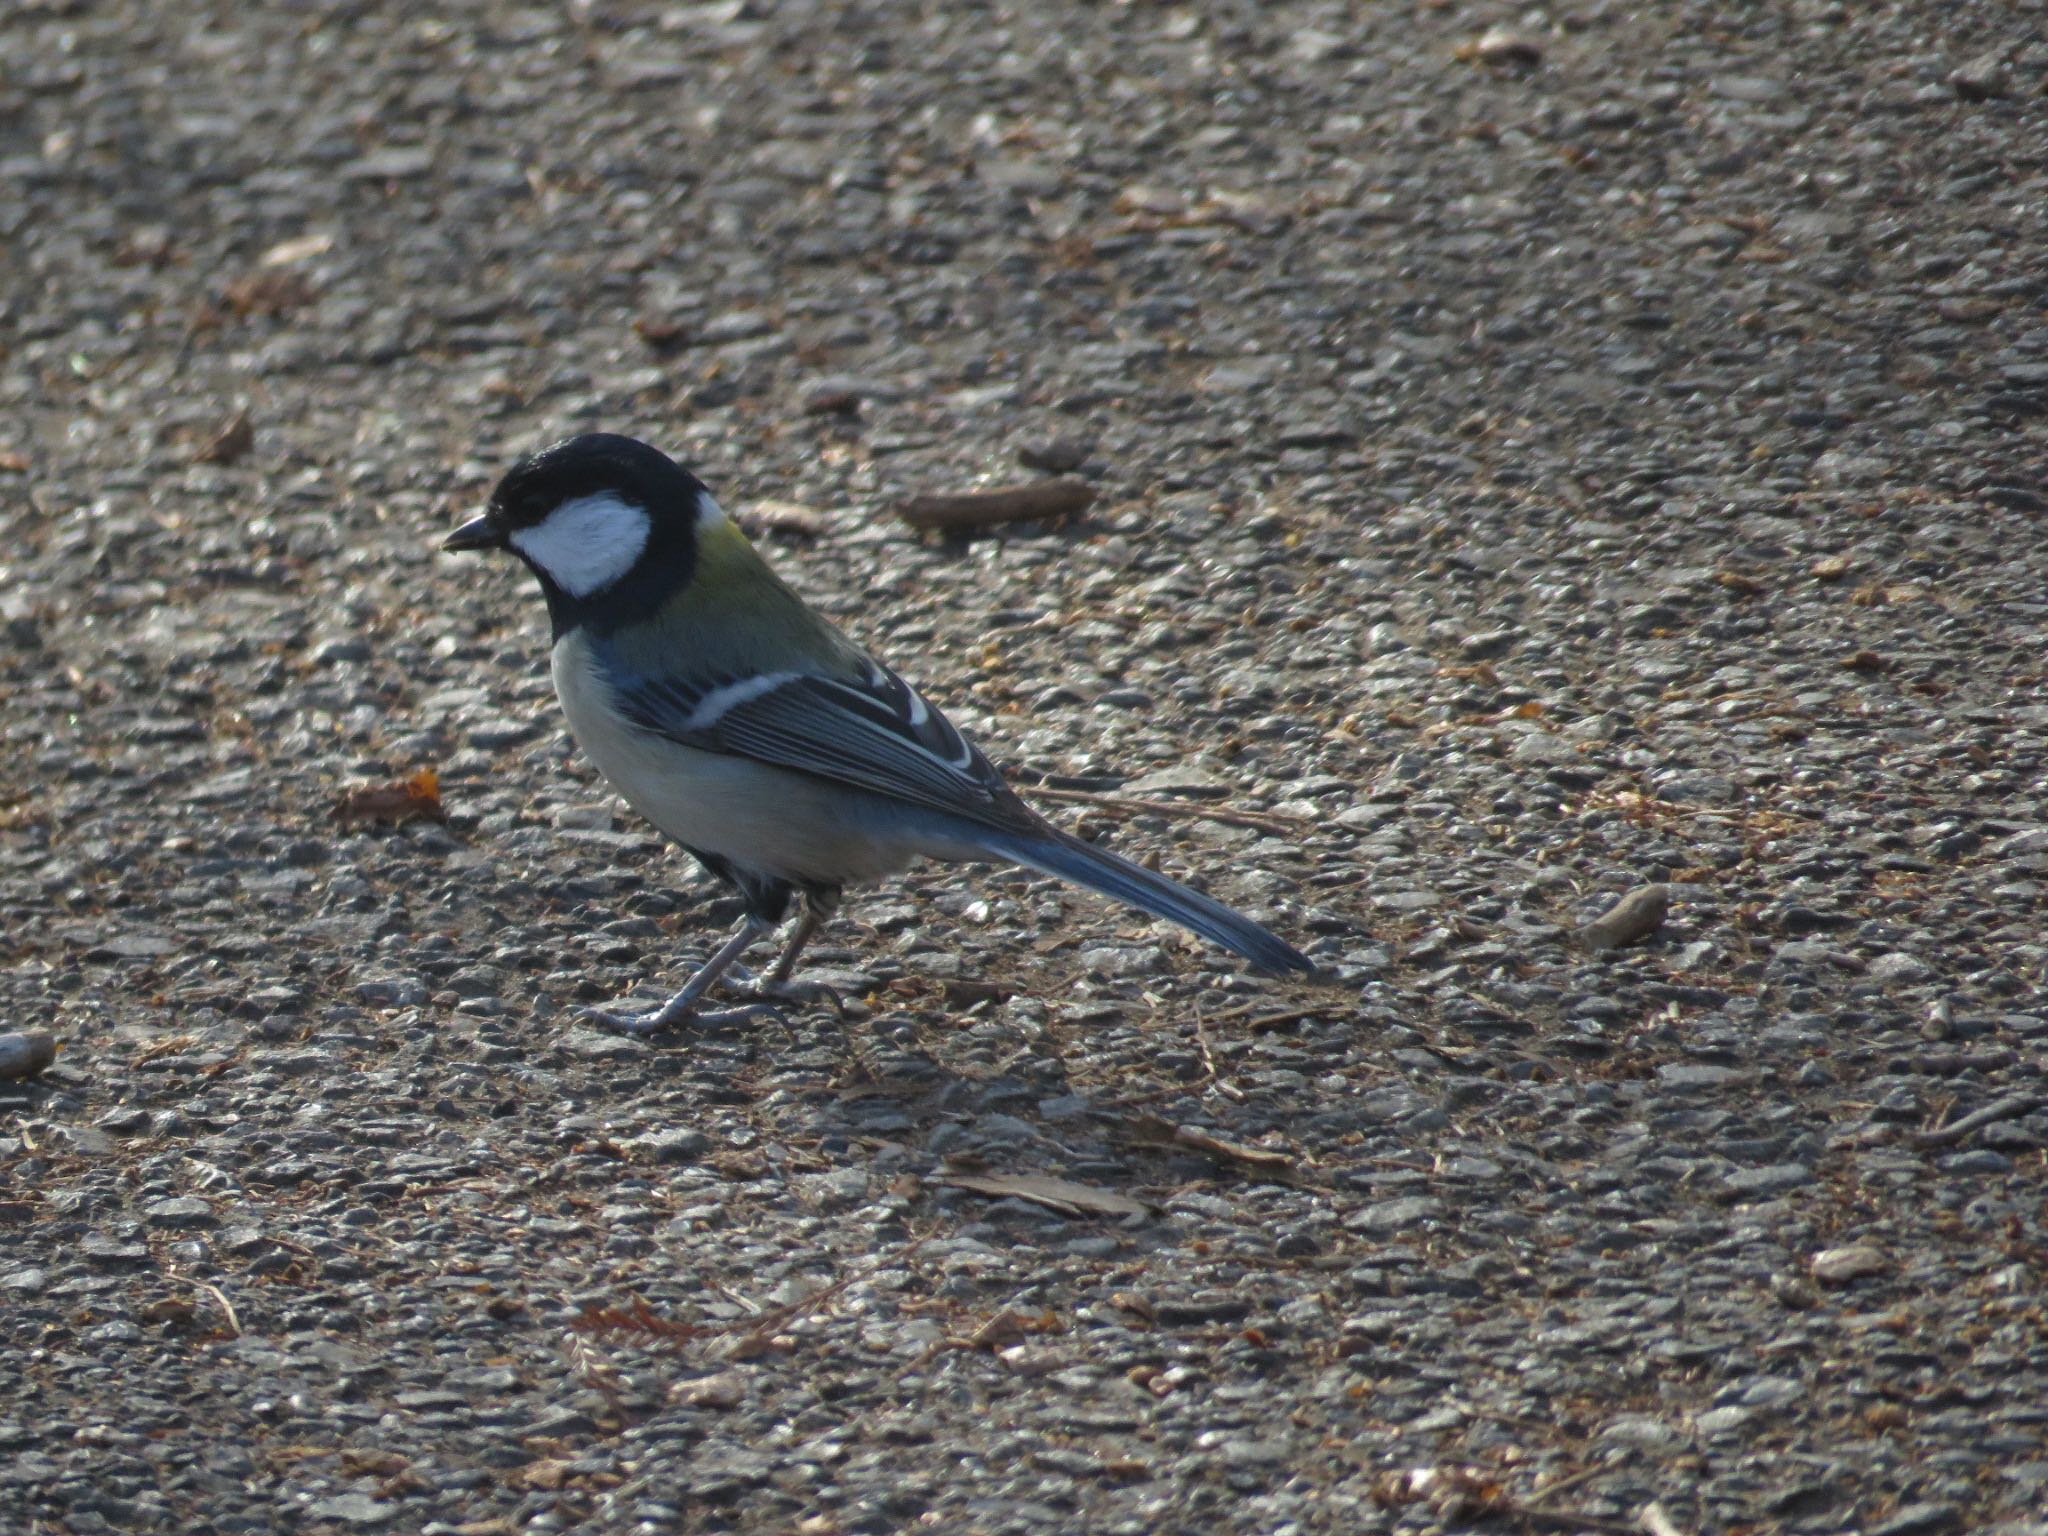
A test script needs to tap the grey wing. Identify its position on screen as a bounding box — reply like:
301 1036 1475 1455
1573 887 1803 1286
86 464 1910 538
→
616 658 1034 830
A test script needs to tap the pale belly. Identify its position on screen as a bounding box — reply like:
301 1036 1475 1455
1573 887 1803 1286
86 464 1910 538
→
550 632 921 886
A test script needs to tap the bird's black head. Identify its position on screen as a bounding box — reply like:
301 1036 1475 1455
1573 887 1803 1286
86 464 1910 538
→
444 433 718 636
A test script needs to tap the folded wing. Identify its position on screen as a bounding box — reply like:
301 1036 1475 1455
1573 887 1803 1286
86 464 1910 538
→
616 657 1034 831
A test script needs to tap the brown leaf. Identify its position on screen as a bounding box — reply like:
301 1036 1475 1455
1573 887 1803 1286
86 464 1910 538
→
222 269 317 320
1810 555 1851 582
334 768 445 827
0 451 28 473
898 479 1095 537
1843 650 1889 673
801 388 862 417
194 409 254 466
943 1171 1152 1219
569 1295 702 1346
633 314 690 350
339 1449 412 1478
960 1308 1063 1351
509 1459 571 1492
1714 569 1767 596
718 1331 794 1362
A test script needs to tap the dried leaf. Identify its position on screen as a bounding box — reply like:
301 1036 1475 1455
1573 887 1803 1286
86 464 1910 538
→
1715 568 1767 596
1811 555 1851 582
737 500 826 541
569 1295 702 1346
802 387 862 417
131 1033 199 1067
339 1449 412 1478
961 1308 1062 1351
717 1331 794 1362
1371 1464 1507 1516
334 768 445 827
1843 649 1889 673
0 450 29 473
510 1459 571 1492
633 314 691 350
899 479 1095 537
943 1171 1152 1219
194 408 254 466
222 269 317 319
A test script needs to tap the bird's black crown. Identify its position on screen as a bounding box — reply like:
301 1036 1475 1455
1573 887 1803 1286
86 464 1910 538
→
486 432 706 534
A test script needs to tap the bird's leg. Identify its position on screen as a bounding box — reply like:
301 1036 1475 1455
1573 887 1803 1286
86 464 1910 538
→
580 915 782 1035
741 893 842 1010
766 908 822 987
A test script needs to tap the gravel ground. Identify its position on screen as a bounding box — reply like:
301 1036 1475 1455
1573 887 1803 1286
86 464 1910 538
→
4 2 2047 1533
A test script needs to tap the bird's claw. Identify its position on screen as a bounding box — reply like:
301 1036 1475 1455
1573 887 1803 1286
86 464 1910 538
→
742 978 843 1014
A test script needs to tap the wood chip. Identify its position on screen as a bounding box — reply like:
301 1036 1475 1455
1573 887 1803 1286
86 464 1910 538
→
333 768 445 827
1576 884 1669 952
943 1171 1152 1219
898 479 1095 536
258 232 334 268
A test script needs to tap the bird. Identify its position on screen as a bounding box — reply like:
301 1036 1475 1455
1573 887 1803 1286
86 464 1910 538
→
443 432 1314 1032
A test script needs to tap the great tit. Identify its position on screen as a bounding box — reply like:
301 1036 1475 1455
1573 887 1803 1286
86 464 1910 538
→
444 433 1314 1032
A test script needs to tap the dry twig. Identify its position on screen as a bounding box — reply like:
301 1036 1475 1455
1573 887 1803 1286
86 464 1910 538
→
898 479 1094 535
1909 1093 2044 1149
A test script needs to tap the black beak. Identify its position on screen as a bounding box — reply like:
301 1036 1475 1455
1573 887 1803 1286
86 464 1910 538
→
443 514 504 553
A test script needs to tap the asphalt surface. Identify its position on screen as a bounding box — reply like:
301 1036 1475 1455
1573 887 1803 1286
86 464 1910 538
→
3 3 2046 1533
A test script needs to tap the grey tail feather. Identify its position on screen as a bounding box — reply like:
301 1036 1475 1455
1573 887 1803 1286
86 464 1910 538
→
985 826 1316 975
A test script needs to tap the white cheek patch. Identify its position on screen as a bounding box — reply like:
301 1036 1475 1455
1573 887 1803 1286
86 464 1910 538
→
509 493 651 597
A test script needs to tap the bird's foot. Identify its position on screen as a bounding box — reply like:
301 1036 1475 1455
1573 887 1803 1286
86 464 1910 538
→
578 999 785 1036
740 977 844 1015
723 963 843 1015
